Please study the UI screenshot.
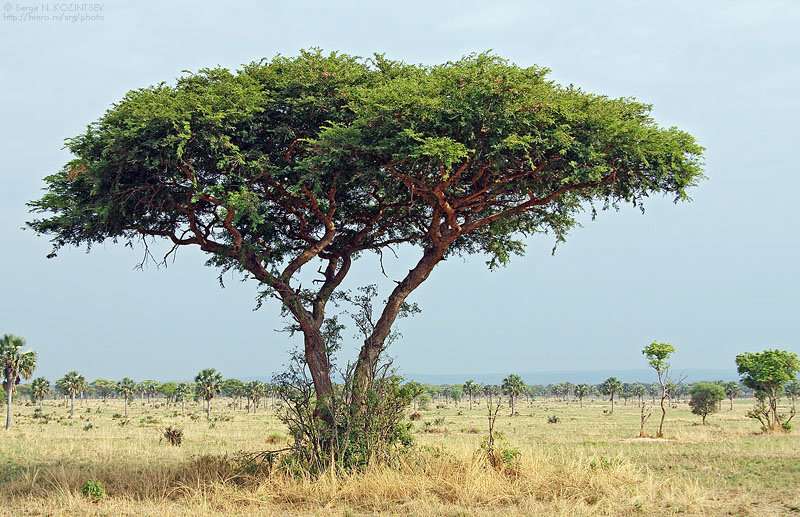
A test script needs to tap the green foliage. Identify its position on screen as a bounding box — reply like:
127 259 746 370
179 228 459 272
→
80 479 106 501
735 349 800 395
599 377 622 398
116 377 137 401
28 50 703 349
642 342 675 374
195 369 223 402
501 374 525 398
689 382 725 423
0 334 37 395
56 371 86 398
30 377 50 403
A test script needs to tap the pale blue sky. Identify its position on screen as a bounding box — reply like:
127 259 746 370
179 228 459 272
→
1 1 798 381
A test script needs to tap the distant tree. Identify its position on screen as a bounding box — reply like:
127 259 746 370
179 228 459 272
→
689 382 725 425
57 371 86 418
448 385 464 407
723 381 741 411
30 377 50 407
643 341 676 438
116 377 137 417
139 380 160 404
195 369 223 419
463 380 479 410
786 380 800 413
501 374 525 416
575 384 590 407
174 382 192 414
158 382 178 404
736 349 800 431
599 377 622 414
92 379 116 401
222 378 245 409
1 334 37 430
243 380 268 413
630 383 647 407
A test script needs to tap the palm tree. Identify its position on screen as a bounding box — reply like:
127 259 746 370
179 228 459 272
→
463 380 479 410
1 334 37 430
575 384 590 407
501 374 525 416
195 368 223 419
599 377 623 414
57 371 86 418
30 377 50 407
174 382 192 414
116 377 136 417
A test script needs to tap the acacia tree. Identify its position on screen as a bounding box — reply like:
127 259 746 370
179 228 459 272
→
1 335 37 430
630 383 646 407
116 377 136 417
57 371 86 418
736 349 800 432
195 368 223 419
599 377 622 414
28 51 703 427
501 374 525 416
643 342 676 438
30 377 50 407
689 382 725 425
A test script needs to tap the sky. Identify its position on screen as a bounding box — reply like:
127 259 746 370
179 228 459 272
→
1 0 799 382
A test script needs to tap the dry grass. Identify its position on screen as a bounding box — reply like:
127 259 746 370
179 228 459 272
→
1 398 799 515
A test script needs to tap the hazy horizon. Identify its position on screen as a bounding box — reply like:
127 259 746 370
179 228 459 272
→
2 1 799 380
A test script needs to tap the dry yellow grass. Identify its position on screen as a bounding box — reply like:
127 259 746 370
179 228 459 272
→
1 397 798 515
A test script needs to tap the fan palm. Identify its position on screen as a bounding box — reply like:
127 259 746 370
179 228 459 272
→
30 377 50 407
195 369 223 419
1 334 37 430
57 370 86 418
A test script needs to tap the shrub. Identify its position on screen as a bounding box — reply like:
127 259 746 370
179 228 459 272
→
162 426 183 446
80 480 106 501
547 415 560 424
409 411 422 421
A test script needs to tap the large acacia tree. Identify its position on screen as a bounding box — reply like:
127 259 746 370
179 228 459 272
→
28 50 703 421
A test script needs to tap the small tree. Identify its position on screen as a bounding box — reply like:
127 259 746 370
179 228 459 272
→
689 382 725 425
599 377 622 414
30 377 50 407
724 381 741 411
575 384 590 408
195 369 223 419
643 341 676 438
57 371 86 418
736 349 800 432
174 382 192 414
1 335 37 429
463 380 479 410
786 380 800 413
116 377 136 417
630 383 647 407
501 374 525 416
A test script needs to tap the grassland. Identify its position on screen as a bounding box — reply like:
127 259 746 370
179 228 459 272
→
1 396 798 516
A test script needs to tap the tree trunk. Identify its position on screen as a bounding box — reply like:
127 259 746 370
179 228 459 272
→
124 398 128 418
657 394 667 437
5 381 12 430
70 394 75 418
351 247 443 415
206 399 211 419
